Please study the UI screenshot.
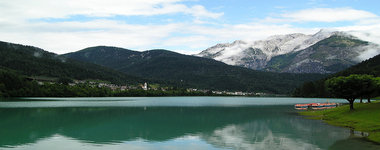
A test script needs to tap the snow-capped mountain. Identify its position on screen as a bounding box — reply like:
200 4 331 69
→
196 29 380 73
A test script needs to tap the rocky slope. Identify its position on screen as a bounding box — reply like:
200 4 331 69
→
196 30 380 73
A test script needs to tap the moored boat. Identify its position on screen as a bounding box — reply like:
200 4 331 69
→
294 103 310 110
295 102 337 110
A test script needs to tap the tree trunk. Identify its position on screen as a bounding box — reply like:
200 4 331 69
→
360 97 363 103
348 99 355 111
368 98 371 103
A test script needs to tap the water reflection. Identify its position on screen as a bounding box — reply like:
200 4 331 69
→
0 105 377 150
202 118 345 150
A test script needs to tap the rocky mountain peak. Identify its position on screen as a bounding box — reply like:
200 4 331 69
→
196 30 380 73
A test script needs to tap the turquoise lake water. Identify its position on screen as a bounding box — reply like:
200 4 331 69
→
0 97 379 150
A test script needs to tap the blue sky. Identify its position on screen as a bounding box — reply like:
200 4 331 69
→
0 0 379 54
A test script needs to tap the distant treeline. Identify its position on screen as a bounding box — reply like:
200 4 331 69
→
0 69 224 98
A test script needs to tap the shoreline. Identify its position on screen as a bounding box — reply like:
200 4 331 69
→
298 101 380 144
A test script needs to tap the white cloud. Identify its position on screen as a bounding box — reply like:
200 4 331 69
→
0 1 380 56
356 45 380 61
282 8 378 22
187 5 224 19
0 20 183 54
0 0 222 20
333 23 380 45
163 36 211 49
0 0 223 54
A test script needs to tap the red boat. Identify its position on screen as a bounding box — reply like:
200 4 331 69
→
295 103 337 110
294 103 310 110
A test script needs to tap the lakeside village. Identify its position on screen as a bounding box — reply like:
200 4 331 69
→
28 77 263 96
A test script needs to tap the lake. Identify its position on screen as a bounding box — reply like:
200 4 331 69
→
0 97 379 150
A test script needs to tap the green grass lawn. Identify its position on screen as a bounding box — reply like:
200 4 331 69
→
299 100 380 143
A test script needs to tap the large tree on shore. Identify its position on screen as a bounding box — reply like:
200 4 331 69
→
325 74 375 111
357 76 379 103
373 77 380 102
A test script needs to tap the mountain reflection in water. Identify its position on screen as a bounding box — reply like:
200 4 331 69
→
0 105 366 150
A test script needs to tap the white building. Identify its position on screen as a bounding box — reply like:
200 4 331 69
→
143 82 148 90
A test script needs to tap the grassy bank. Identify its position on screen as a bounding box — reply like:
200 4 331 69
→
299 101 380 143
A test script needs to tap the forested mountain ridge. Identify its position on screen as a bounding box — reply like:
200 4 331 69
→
0 41 142 85
64 46 326 94
0 40 329 95
333 54 380 77
293 54 380 97
63 46 142 70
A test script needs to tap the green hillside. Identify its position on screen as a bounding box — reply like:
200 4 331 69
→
0 41 142 85
293 53 380 97
65 46 326 94
334 54 380 77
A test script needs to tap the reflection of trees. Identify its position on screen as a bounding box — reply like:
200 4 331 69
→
204 124 319 150
0 106 356 149
0 106 271 147
201 116 351 150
